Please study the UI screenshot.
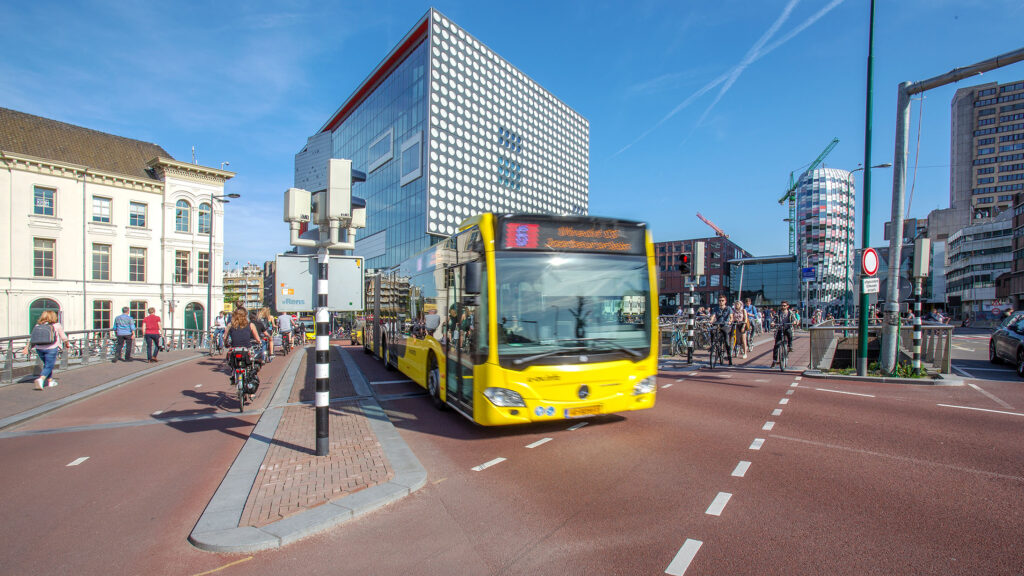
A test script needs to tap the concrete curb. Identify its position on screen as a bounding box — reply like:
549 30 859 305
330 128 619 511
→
188 346 427 553
0 354 203 430
801 369 964 386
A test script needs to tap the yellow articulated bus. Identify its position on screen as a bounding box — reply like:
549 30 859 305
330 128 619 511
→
364 213 658 425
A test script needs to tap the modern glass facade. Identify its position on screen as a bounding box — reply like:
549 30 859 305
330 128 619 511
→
726 256 799 307
795 167 855 312
298 8 589 270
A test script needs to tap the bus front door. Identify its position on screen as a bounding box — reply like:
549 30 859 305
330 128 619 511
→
445 266 475 414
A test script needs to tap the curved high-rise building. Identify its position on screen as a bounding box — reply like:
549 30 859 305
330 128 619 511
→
795 167 855 314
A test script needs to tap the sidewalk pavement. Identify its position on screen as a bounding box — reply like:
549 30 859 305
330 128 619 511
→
0 350 203 430
188 344 426 552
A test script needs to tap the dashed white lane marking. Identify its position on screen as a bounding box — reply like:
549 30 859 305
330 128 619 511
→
706 492 732 516
661 383 674 389
194 384 202 388
567 422 588 431
772 408 783 416
786 390 795 395
749 438 765 450
676 378 685 382
779 398 789 405
731 461 751 477
525 438 552 449
790 382 799 387
471 457 506 471
67 457 89 467
938 404 1024 418
966 382 1013 409
762 421 775 431
814 388 875 398
665 539 703 575
795 376 802 381
152 410 162 416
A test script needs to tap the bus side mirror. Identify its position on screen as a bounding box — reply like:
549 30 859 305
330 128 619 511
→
464 262 482 295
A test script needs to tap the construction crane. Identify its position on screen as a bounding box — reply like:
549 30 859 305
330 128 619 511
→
778 137 839 254
696 212 729 239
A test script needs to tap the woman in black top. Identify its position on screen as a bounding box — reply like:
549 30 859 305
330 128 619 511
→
226 308 261 349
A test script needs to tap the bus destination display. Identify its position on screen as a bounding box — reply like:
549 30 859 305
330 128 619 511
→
500 219 645 255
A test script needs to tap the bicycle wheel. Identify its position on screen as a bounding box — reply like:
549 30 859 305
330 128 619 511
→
779 346 787 372
708 339 718 370
235 373 245 412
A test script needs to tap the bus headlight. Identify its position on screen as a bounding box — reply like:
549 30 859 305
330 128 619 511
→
483 387 527 407
632 377 656 395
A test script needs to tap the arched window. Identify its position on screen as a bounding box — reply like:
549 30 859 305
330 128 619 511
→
175 200 191 233
184 302 205 332
198 202 212 235
29 298 61 330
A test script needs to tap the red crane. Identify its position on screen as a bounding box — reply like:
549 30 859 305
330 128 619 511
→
696 212 729 239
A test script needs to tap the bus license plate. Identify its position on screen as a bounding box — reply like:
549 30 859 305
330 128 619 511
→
566 405 601 418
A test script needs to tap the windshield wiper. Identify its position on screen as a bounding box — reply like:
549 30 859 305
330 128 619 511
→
556 337 643 358
512 346 588 366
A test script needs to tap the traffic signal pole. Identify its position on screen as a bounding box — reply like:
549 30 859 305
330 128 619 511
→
856 0 876 376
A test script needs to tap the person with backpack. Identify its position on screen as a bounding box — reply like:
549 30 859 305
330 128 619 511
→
21 310 69 390
112 306 136 362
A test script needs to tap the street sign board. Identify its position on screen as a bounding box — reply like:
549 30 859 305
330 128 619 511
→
862 248 879 276
862 277 880 294
801 266 815 281
275 254 364 312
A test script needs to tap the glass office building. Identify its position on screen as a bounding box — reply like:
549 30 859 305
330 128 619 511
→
726 255 799 307
296 8 589 270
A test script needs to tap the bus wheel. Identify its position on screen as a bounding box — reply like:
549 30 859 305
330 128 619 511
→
428 358 446 410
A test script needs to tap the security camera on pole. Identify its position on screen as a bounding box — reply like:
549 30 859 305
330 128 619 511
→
283 158 367 457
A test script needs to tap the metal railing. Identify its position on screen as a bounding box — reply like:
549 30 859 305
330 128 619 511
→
1 328 210 384
807 320 953 374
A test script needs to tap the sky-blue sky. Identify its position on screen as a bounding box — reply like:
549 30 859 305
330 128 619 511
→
3 0 1023 266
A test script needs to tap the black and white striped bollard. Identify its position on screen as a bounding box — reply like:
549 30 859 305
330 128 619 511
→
912 280 922 375
315 247 330 456
686 283 695 365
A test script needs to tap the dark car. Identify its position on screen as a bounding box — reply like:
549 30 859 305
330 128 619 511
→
989 311 1024 376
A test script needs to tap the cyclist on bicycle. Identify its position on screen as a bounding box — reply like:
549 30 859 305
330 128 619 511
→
710 296 734 366
277 311 294 352
226 309 262 372
213 310 228 355
771 300 797 368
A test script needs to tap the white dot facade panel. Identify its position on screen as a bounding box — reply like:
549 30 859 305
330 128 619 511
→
426 10 589 236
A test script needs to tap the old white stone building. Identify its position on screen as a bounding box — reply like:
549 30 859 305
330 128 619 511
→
0 107 234 337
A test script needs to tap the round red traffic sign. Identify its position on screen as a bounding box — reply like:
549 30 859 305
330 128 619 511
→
862 248 879 276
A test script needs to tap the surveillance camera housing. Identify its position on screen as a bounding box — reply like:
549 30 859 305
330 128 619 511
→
284 188 311 223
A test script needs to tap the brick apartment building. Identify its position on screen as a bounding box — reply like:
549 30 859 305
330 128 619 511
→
655 236 752 312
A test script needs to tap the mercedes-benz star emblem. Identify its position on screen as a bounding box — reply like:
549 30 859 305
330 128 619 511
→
578 385 590 399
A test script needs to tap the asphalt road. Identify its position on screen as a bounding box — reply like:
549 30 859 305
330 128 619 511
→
0 343 1021 575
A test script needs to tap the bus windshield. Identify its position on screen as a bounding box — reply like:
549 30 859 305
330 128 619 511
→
494 252 650 366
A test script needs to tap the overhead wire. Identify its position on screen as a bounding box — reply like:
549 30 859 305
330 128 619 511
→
906 95 925 215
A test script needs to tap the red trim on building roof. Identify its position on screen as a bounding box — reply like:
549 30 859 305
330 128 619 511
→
321 17 429 134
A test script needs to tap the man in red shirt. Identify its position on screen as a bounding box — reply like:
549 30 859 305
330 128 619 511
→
142 308 162 362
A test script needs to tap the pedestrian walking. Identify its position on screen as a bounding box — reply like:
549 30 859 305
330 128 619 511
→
22 310 70 390
112 306 136 362
142 307 162 362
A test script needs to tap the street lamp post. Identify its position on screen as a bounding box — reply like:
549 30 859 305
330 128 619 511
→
207 189 240 352
847 163 892 320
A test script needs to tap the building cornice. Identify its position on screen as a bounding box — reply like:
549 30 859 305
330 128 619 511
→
147 157 235 186
0 150 165 194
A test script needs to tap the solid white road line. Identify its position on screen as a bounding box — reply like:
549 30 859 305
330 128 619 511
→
952 365 977 379
67 457 89 467
706 492 732 516
525 438 552 449
762 421 775 431
966 382 1013 409
749 438 765 450
731 461 751 477
779 398 789 405
772 408 783 416
471 457 507 471
814 388 875 398
567 422 588 431
938 404 1024 418
665 539 703 576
